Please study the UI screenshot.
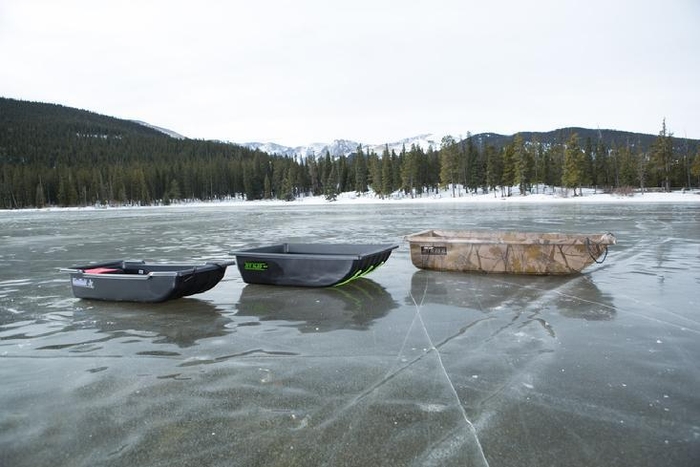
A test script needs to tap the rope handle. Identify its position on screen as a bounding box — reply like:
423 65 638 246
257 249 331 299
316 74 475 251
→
585 237 609 264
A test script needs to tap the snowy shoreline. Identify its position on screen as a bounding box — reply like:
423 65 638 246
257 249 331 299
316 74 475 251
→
4 187 700 213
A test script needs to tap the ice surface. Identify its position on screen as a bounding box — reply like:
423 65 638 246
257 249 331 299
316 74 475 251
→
1 202 699 466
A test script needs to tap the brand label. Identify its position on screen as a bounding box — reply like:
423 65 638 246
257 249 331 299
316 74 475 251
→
421 245 447 255
244 261 269 271
72 277 94 288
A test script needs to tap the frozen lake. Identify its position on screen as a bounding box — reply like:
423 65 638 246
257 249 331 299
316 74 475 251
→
1 202 699 466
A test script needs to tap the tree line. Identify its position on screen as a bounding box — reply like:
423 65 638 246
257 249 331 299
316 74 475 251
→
1 101 699 209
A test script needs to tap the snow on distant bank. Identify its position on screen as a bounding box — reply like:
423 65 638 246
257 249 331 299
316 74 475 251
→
127 187 700 209
285 188 700 206
5 187 699 213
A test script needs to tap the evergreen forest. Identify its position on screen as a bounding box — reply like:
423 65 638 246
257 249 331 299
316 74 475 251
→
2 97 699 209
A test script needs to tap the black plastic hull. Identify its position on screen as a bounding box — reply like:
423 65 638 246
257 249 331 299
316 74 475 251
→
231 243 398 287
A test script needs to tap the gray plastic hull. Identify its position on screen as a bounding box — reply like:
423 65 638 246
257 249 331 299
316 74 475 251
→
63 260 235 302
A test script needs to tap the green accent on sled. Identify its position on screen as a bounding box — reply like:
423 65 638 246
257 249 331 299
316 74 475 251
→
244 261 269 271
334 261 385 287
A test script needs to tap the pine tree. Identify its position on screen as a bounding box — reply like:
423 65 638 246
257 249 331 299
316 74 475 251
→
35 180 45 208
391 150 402 192
594 139 610 191
583 137 595 188
501 144 515 196
636 148 649 193
485 145 502 197
464 135 482 193
530 137 543 193
439 135 458 196
381 145 393 196
324 162 339 200
541 145 556 191
368 151 382 196
650 119 674 191
562 133 585 196
354 146 368 194
425 146 440 193
263 174 271 199
337 156 348 192
134 167 150 205
513 134 533 195
281 174 294 201
690 148 700 187
306 155 321 196
617 145 636 187
400 144 418 196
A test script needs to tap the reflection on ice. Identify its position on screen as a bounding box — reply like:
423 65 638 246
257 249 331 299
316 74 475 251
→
408 270 616 321
235 278 398 332
553 276 616 321
69 299 232 348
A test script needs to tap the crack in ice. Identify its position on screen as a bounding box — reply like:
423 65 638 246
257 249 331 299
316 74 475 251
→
408 274 490 467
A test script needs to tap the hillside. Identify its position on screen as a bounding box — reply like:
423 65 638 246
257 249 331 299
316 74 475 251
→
0 97 166 140
470 127 697 155
0 97 264 208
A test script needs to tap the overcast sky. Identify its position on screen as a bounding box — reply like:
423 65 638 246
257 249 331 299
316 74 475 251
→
1 0 698 146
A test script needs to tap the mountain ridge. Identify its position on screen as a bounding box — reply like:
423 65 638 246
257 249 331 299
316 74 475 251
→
240 127 697 158
2 96 697 158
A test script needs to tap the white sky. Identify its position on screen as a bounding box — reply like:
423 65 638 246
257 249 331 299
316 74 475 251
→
1 0 698 146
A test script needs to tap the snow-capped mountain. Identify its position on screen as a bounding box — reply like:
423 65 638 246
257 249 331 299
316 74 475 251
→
131 116 443 156
244 140 358 158
243 134 443 158
371 134 442 155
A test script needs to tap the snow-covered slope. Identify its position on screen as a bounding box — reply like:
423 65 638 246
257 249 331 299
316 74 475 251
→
132 120 186 139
